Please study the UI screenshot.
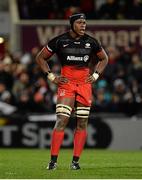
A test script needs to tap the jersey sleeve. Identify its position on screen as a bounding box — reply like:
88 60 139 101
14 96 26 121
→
92 39 102 53
46 36 59 53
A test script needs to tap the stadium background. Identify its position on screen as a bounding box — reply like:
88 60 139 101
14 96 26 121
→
0 0 142 150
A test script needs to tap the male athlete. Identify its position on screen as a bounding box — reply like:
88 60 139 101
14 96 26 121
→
36 13 108 170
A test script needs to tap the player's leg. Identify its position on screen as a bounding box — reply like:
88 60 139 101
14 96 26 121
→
71 101 90 170
71 82 92 170
47 97 75 170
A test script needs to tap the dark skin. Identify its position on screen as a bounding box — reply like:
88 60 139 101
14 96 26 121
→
36 18 108 131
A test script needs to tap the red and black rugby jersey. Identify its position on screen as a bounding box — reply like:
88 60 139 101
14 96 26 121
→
45 32 102 67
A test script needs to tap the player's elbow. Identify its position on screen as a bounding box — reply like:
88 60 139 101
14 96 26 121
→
101 55 108 67
105 55 109 65
35 52 42 65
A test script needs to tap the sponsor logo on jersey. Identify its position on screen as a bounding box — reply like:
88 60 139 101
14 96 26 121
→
67 55 89 62
63 44 69 47
59 89 65 96
84 55 89 62
85 43 91 48
74 42 80 44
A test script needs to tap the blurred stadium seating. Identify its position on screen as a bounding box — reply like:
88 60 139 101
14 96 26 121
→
0 0 142 117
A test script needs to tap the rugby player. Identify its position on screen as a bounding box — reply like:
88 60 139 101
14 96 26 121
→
36 13 108 170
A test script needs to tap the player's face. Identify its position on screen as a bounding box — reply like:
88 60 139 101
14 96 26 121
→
73 19 86 36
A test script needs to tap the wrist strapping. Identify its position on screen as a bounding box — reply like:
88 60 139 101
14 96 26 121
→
46 72 56 82
92 71 100 80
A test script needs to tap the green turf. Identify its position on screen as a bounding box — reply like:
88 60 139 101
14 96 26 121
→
0 149 142 179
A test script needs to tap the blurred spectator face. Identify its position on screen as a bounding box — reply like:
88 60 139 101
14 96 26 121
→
12 51 22 63
131 54 142 68
11 63 18 73
116 66 125 78
112 94 120 103
114 79 125 93
0 82 6 93
37 77 47 87
0 62 4 71
96 88 105 102
133 0 141 5
19 92 30 103
97 79 107 89
3 64 12 73
132 54 139 62
107 46 120 64
21 53 31 65
0 82 12 103
3 53 12 65
106 0 115 4
124 44 136 54
14 64 26 77
1 91 12 103
19 72 29 84
34 92 44 103
64 6 80 19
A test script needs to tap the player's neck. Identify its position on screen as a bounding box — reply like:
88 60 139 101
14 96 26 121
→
69 30 82 40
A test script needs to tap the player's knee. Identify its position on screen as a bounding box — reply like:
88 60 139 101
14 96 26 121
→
75 106 90 119
56 104 72 117
77 119 88 130
55 117 69 130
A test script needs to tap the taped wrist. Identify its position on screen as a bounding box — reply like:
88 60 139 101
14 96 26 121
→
46 71 56 82
92 71 100 80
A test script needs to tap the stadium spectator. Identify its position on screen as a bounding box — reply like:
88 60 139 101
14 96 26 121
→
0 82 13 104
16 0 142 20
124 0 142 20
97 0 120 19
0 46 142 115
12 72 30 100
128 53 142 84
16 89 35 113
80 0 96 19
1 0 142 115
93 79 112 112
0 60 14 90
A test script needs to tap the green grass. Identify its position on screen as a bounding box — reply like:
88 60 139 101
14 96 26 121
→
0 149 142 179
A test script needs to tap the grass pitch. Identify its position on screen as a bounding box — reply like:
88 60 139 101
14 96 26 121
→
0 149 142 179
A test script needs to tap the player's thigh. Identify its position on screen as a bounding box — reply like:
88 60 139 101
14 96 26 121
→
56 83 76 129
76 83 92 107
57 97 75 108
57 82 75 106
57 82 76 115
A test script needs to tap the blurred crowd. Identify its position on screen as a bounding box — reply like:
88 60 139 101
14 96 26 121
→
0 43 142 116
17 0 142 20
0 0 142 116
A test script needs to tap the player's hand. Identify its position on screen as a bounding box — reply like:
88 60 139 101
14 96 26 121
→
53 76 69 85
86 75 96 83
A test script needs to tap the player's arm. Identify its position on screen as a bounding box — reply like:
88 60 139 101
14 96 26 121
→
86 48 108 83
94 48 108 75
36 47 68 84
36 47 53 74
